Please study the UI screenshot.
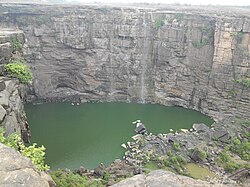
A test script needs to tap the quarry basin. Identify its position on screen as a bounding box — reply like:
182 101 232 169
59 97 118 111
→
25 102 214 170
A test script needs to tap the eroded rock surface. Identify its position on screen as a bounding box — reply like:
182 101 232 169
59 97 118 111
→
0 4 249 120
0 143 54 187
111 170 229 187
0 29 29 142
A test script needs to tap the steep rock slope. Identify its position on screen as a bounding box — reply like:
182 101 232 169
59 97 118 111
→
0 28 29 141
0 4 249 120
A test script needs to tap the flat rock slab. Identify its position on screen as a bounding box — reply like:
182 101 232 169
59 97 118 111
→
111 170 231 187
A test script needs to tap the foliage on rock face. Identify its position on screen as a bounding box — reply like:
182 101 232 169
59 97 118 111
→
155 18 164 29
172 142 181 151
50 170 103 187
229 138 250 160
143 150 187 175
192 38 208 48
234 78 250 88
0 128 49 171
197 150 207 161
10 36 22 52
215 150 241 172
3 61 32 83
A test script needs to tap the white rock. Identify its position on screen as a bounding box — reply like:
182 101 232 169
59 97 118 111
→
180 129 189 133
132 119 141 124
131 134 142 141
121 143 127 149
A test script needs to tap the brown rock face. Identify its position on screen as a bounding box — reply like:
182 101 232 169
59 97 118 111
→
0 4 249 121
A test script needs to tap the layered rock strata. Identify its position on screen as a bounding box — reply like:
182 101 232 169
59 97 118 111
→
0 4 249 120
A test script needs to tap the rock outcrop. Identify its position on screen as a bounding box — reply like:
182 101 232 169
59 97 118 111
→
0 28 29 142
0 4 249 120
111 170 230 187
0 143 54 187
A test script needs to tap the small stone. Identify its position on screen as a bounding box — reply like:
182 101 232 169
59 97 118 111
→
0 105 6 122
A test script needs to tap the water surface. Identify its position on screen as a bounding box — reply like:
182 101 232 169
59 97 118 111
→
25 102 213 170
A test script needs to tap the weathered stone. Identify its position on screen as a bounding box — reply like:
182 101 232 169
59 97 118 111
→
0 81 6 92
0 143 53 187
0 105 6 122
94 163 106 177
0 78 29 142
193 123 210 133
0 4 248 121
191 148 207 162
111 170 229 187
212 129 230 143
76 166 87 176
134 123 147 135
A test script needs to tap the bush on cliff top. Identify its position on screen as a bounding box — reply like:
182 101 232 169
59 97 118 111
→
3 61 32 83
50 170 103 187
0 128 49 171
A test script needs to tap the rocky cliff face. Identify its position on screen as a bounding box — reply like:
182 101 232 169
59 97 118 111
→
0 4 249 120
0 28 29 142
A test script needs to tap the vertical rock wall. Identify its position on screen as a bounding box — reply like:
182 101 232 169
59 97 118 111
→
0 28 29 142
0 4 249 120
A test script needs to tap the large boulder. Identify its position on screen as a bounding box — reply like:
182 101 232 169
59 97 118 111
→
193 123 210 133
94 163 106 177
0 143 55 187
111 170 230 187
212 128 230 143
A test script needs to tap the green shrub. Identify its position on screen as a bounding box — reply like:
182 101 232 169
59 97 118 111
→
0 128 49 171
215 150 243 172
224 161 240 172
4 62 32 83
172 142 181 151
50 170 103 187
102 172 110 182
10 36 22 52
230 138 250 160
198 150 207 161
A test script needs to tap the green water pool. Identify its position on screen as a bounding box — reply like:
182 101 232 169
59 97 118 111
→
25 102 213 170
